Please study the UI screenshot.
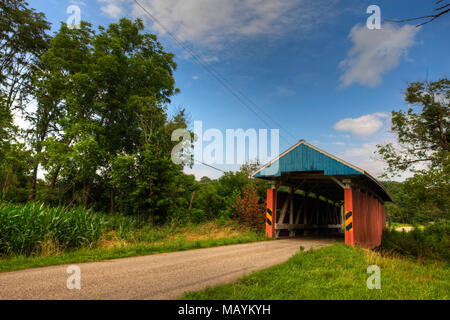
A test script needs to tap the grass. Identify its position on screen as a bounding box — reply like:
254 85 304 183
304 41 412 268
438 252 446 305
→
0 209 268 273
182 244 450 300
380 223 449 263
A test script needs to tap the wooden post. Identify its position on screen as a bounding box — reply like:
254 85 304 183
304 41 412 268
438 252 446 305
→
289 188 295 237
266 187 276 238
303 197 308 235
278 191 291 225
344 187 354 246
294 199 304 224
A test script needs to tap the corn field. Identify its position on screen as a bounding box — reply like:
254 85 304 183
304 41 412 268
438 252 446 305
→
0 202 103 256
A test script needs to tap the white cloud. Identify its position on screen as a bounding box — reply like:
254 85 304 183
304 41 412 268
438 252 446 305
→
334 113 389 137
339 143 385 177
98 0 337 48
339 141 420 180
99 0 126 19
340 23 419 87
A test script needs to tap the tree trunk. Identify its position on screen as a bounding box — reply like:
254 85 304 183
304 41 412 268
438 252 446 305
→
1 171 10 196
50 166 61 190
187 191 196 211
29 164 38 200
109 188 115 213
82 180 92 209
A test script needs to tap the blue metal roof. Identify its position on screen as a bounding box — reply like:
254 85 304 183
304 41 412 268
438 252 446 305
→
254 141 363 178
252 140 392 201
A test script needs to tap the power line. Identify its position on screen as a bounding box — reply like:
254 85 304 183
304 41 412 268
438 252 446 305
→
194 160 227 173
133 0 298 146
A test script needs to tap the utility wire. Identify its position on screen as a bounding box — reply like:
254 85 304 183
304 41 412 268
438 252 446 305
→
194 160 227 173
133 0 298 146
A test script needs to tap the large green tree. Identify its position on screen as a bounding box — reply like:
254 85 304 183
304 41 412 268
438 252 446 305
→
378 79 449 175
378 79 449 222
33 18 187 219
0 0 50 111
0 0 49 201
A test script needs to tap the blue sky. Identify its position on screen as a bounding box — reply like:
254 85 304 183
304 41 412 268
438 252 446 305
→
27 0 450 179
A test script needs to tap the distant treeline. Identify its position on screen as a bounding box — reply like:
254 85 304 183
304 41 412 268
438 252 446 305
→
383 179 449 224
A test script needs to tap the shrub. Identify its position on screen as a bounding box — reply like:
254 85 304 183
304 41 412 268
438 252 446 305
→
0 202 103 256
232 184 265 230
380 222 450 262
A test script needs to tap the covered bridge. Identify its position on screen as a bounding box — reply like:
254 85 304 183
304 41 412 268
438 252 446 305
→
252 140 392 249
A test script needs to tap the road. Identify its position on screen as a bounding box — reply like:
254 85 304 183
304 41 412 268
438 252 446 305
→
0 237 340 300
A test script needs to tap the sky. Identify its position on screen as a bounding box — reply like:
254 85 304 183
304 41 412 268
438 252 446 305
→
26 0 450 180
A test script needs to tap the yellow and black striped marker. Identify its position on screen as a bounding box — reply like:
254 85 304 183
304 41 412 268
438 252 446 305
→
345 211 353 231
266 208 273 226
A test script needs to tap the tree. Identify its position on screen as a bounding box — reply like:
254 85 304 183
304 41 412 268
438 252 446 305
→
0 0 50 200
0 0 50 111
378 79 449 222
232 183 265 230
33 18 185 217
377 79 449 176
0 0 48 202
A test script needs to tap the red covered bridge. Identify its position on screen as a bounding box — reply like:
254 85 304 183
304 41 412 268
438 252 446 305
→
252 140 392 249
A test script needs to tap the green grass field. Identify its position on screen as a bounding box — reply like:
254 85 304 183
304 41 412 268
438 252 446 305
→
182 244 450 300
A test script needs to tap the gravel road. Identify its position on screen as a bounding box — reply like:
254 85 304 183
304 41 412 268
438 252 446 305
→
0 237 340 300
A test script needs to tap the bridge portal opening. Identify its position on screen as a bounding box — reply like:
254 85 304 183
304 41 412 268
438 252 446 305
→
253 141 392 249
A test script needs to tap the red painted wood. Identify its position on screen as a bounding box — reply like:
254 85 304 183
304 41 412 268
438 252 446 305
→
352 190 386 249
344 188 354 246
266 188 275 238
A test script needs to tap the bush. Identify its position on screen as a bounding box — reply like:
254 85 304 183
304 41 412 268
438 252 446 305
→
232 184 265 230
0 202 103 256
380 222 450 262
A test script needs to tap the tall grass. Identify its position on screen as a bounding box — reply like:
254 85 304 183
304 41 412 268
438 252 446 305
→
0 202 102 256
0 202 266 262
380 222 450 263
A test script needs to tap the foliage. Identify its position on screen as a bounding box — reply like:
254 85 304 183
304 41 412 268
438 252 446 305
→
377 79 449 177
0 2 271 227
0 202 102 256
383 170 450 224
182 244 450 300
0 0 48 203
22 17 189 222
380 223 450 263
232 183 265 230
0 0 50 111
0 143 31 202
378 79 449 224
0 204 268 272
